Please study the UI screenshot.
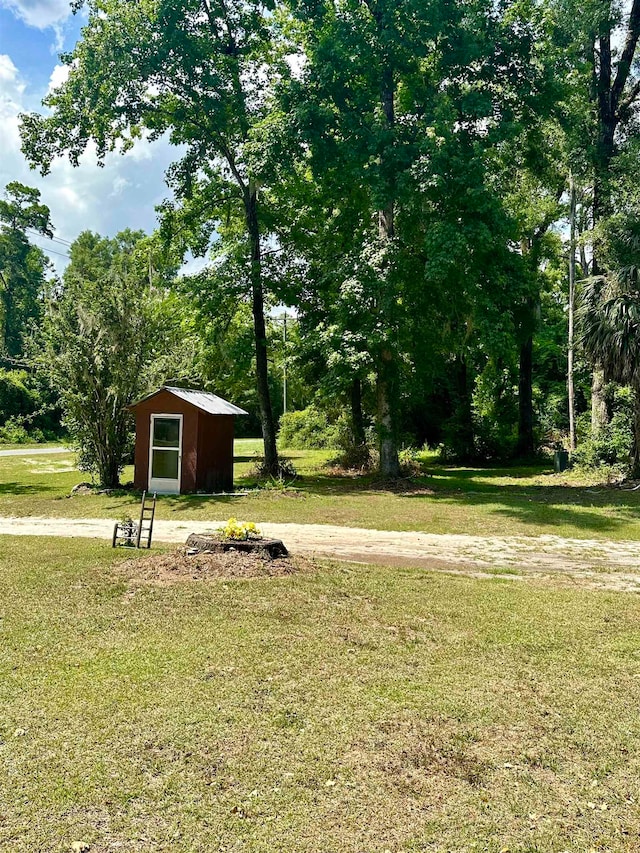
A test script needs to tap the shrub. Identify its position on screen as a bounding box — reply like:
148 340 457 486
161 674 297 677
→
572 387 634 472
250 456 298 483
0 416 36 444
278 406 341 449
333 440 376 471
398 447 424 477
0 370 34 423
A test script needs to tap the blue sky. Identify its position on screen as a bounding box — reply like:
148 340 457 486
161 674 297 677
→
0 0 180 272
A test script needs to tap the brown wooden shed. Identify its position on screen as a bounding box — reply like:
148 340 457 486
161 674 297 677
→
129 386 248 494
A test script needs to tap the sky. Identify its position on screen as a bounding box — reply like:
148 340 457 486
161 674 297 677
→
0 0 180 272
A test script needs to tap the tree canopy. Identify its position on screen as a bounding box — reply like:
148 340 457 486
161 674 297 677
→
12 0 640 475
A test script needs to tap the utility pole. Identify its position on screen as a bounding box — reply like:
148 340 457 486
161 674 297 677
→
282 311 288 415
568 173 577 451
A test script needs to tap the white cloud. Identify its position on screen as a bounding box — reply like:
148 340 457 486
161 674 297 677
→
51 21 65 52
47 62 70 94
0 53 180 274
0 0 73 29
0 54 25 104
109 175 131 197
124 143 153 163
179 255 210 278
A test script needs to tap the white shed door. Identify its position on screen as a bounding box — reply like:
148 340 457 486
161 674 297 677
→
149 414 182 494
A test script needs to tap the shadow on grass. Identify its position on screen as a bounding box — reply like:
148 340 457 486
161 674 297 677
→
0 482 58 496
90 457 640 537
487 502 630 533
256 463 640 534
422 463 550 481
153 494 247 515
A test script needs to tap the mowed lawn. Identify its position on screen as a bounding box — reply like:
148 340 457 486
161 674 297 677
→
2 440 640 540
1 537 640 852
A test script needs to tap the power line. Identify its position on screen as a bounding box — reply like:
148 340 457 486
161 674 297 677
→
26 229 73 247
31 242 70 259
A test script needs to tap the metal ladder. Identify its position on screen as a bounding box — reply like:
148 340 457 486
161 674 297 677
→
136 490 156 549
112 490 157 549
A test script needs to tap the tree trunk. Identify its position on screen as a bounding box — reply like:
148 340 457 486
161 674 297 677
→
373 56 400 478
350 377 366 446
454 355 475 460
245 185 279 475
517 333 535 457
593 25 616 228
568 174 577 451
377 347 399 477
103 459 121 489
97 441 121 489
591 366 608 433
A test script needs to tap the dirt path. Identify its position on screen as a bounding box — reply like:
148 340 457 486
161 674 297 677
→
0 446 69 457
1 514 640 592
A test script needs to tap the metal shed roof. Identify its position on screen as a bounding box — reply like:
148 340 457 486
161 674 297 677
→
132 386 248 416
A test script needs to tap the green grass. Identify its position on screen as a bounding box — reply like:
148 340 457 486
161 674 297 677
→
1 537 640 851
2 440 640 540
0 440 68 451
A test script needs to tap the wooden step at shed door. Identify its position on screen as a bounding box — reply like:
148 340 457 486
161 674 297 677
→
136 490 157 549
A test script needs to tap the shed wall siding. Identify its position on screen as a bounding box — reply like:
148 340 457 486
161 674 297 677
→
196 413 235 492
132 390 198 492
131 389 236 494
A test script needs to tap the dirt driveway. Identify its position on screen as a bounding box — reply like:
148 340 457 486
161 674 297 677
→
1 515 639 592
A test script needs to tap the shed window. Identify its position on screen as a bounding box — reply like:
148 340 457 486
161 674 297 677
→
153 417 180 448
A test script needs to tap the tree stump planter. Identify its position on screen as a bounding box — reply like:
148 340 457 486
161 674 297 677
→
185 533 289 559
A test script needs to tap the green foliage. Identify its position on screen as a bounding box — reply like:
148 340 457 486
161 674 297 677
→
19 0 640 469
573 388 634 472
332 441 376 472
20 0 292 474
249 455 298 483
37 231 193 487
278 405 342 449
0 416 45 445
0 368 36 424
0 183 53 358
472 360 518 457
397 447 423 477
0 368 60 442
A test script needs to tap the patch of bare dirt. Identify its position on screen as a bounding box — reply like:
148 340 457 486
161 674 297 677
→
120 547 318 585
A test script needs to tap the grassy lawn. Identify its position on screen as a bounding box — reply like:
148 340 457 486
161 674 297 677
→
1 440 640 540
1 537 640 851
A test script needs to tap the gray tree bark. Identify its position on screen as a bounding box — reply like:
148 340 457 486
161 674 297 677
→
246 185 279 475
568 174 577 451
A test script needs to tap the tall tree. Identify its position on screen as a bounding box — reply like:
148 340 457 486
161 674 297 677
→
580 218 640 476
556 0 640 430
20 0 288 474
285 0 552 472
568 173 577 450
0 182 53 359
38 230 188 487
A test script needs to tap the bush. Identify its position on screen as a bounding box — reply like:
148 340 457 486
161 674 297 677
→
0 368 62 442
572 387 634 472
464 361 519 461
398 447 424 477
0 417 32 444
278 406 342 449
333 440 376 471
0 370 34 423
250 456 298 483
